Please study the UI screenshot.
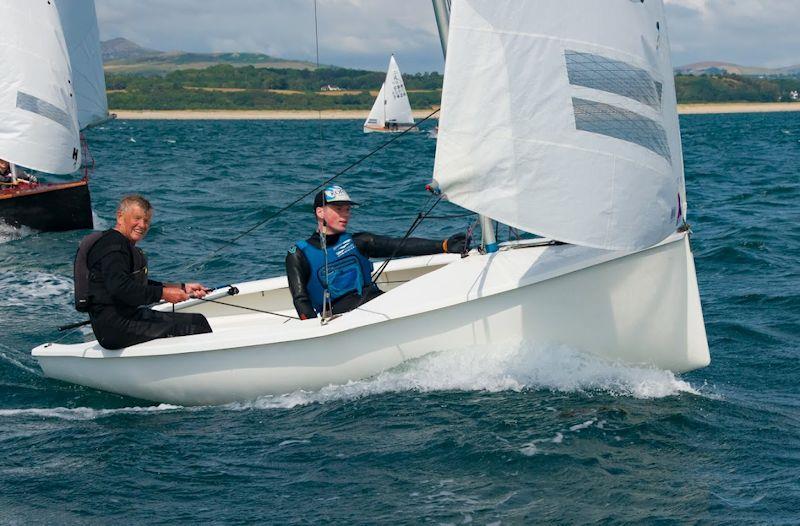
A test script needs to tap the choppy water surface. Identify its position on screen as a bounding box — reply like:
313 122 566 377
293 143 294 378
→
1 115 798 524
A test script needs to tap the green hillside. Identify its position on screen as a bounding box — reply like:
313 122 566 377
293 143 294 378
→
106 64 443 110
106 65 800 110
675 74 800 103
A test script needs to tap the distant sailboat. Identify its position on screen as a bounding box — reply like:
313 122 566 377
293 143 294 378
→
59 0 112 131
0 0 108 232
363 55 418 133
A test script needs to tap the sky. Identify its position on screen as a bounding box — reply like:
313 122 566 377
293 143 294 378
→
95 0 800 73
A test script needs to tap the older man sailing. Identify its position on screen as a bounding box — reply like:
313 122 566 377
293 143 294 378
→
75 195 212 349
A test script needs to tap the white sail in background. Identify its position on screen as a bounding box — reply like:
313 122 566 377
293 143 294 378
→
0 1 81 174
364 56 414 131
383 55 414 125
364 83 387 129
56 0 109 130
433 0 685 251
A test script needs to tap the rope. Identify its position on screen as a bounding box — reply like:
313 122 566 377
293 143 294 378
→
370 194 444 285
313 0 324 172
183 107 440 273
191 296 301 320
422 212 476 220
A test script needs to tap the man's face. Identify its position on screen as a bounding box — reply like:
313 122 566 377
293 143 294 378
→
115 204 152 243
317 203 351 234
0 159 9 174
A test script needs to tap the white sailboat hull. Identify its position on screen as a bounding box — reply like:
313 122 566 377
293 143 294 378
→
363 123 419 134
32 232 708 405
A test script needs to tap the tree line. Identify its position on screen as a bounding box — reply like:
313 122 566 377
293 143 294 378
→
105 65 800 110
675 74 800 103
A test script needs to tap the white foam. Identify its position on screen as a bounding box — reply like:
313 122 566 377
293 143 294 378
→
238 341 701 411
91 210 108 230
0 403 183 421
519 426 592 456
0 350 40 376
0 271 73 307
569 419 597 432
0 221 35 243
278 439 311 447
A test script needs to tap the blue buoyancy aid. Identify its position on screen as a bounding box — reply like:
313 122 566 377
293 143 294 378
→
296 233 374 314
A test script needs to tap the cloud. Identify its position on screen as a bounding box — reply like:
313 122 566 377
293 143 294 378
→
96 0 800 71
96 0 444 72
665 0 800 67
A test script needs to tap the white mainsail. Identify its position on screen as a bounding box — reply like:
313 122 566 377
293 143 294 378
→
56 0 109 130
383 55 414 125
0 1 81 174
364 55 415 130
364 83 387 128
433 0 685 251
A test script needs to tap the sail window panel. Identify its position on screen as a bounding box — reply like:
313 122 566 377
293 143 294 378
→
16 91 73 130
572 98 671 162
566 51 661 110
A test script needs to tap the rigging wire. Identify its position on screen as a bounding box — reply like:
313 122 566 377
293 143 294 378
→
370 194 444 285
312 0 335 322
191 296 301 320
182 0 440 274
313 0 324 160
183 107 440 273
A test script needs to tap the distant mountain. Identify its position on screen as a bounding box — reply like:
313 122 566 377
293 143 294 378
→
676 61 800 78
101 38 318 74
101 37 161 62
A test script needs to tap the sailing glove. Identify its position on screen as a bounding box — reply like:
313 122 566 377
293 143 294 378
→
443 233 468 254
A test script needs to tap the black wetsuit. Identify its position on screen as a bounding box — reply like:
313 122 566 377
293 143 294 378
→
286 231 444 319
86 229 211 350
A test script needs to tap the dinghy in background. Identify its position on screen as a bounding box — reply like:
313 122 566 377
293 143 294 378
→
0 0 109 231
363 55 418 133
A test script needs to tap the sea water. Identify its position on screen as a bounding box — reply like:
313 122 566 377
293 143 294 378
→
1 114 798 524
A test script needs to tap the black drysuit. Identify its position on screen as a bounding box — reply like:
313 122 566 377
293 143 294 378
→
86 230 211 350
285 232 446 319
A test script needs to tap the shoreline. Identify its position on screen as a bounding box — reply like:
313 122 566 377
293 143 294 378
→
676 102 800 115
111 109 440 120
112 103 800 120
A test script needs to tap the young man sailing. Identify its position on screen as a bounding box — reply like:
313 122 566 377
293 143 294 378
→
285 185 467 319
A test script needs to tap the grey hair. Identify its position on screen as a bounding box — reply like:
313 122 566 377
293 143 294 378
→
117 194 153 215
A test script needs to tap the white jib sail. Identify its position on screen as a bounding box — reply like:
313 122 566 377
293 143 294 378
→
0 1 81 174
384 56 414 125
56 0 109 130
433 0 686 251
364 83 387 128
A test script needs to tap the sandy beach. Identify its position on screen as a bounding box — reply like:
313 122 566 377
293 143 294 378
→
111 109 440 120
677 102 800 114
112 103 800 120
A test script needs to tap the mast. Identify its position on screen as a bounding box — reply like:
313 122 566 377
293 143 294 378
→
431 0 498 252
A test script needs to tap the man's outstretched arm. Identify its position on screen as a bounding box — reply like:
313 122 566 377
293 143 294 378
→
354 232 467 258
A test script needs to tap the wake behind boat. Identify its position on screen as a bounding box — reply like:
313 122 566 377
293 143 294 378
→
32 0 710 405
